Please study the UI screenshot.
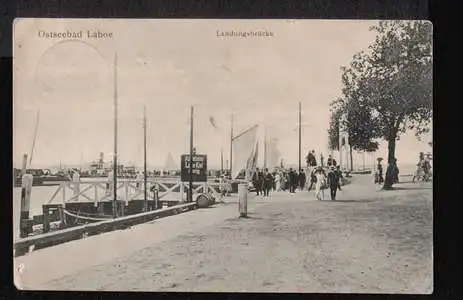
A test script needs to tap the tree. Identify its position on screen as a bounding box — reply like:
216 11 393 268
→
329 98 379 171
340 20 432 189
327 106 341 152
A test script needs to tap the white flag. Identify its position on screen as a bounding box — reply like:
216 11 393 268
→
232 125 258 179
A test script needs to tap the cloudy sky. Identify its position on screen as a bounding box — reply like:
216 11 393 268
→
13 19 432 169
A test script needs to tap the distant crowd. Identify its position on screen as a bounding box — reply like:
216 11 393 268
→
237 149 345 201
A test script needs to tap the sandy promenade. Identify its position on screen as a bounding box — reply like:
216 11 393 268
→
14 176 433 293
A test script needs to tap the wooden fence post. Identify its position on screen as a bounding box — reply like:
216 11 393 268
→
20 173 33 238
238 182 248 217
42 205 50 233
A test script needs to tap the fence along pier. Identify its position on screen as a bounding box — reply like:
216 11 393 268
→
37 178 225 233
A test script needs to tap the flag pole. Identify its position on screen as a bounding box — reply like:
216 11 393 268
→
298 102 302 172
230 113 234 177
220 148 224 174
143 105 148 212
189 106 194 202
112 53 118 218
28 109 40 167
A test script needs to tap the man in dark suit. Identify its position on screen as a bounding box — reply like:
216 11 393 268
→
288 168 297 193
263 168 274 197
298 169 306 190
252 168 262 195
327 166 342 201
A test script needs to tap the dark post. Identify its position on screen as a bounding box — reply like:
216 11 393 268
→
19 154 31 238
112 53 118 218
42 206 50 233
298 102 302 172
189 106 194 203
143 105 148 212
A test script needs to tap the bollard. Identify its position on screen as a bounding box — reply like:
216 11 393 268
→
20 174 33 238
238 183 248 217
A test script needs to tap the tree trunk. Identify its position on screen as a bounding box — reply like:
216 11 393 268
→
349 146 354 171
383 136 397 190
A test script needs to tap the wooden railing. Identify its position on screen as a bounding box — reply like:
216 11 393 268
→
45 179 230 205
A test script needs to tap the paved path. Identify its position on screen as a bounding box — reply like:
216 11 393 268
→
14 176 433 293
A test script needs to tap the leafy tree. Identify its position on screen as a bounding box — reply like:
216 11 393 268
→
327 106 341 151
340 20 432 189
329 98 379 171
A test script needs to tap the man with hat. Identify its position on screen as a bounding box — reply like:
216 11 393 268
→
327 166 342 200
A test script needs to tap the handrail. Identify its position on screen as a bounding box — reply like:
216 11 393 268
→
43 179 228 205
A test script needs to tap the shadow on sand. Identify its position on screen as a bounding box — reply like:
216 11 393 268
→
239 215 264 220
388 186 432 191
327 199 375 203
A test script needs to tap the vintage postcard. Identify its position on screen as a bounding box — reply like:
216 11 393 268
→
13 18 432 293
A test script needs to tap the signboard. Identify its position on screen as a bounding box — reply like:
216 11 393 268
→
181 154 207 182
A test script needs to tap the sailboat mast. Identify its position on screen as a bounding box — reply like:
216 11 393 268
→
230 113 234 176
189 106 194 202
143 105 148 211
298 102 302 172
264 127 267 169
28 109 40 167
220 149 224 174
112 53 118 218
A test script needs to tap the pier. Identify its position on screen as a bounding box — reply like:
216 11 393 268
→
14 175 433 293
14 178 229 241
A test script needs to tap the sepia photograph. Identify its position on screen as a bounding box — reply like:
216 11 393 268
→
13 18 432 293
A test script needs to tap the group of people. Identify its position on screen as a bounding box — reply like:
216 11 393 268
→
307 165 343 201
413 152 432 182
306 150 338 168
250 163 343 201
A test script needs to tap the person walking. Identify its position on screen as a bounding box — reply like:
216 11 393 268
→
275 171 282 191
376 160 384 184
298 169 306 190
263 169 274 197
252 168 261 195
327 166 342 200
308 167 317 191
288 168 297 193
272 171 277 191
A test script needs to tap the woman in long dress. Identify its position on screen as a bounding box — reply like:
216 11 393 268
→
275 172 281 191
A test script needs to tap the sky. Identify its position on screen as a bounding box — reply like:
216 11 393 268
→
13 19 432 170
